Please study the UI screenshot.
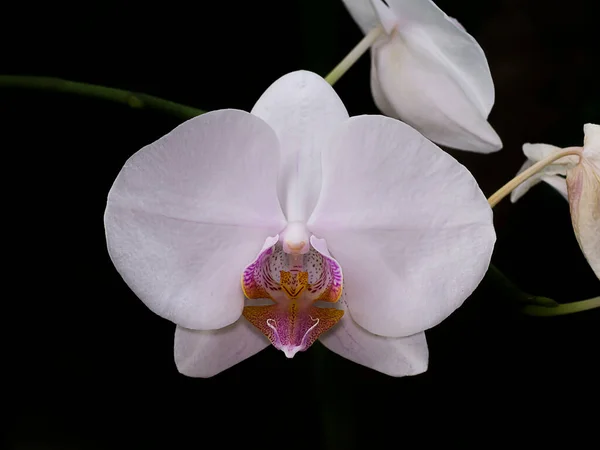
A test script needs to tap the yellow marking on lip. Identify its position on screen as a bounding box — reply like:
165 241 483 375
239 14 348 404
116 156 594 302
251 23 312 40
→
280 271 309 299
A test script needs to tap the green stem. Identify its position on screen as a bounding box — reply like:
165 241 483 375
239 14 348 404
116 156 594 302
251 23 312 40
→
488 265 599 316
0 75 205 119
522 297 600 316
486 264 558 307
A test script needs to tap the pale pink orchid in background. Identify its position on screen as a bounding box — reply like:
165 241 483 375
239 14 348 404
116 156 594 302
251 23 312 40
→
104 70 496 378
510 124 600 279
340 0 502 153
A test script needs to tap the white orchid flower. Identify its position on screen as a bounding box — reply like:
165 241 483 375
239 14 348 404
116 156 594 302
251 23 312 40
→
338 0 502 153
104 70 496 378
510 124 600 279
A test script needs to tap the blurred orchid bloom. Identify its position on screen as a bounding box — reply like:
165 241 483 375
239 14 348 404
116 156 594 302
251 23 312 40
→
104 70 495 378
510 124 600 279
339 0 502 153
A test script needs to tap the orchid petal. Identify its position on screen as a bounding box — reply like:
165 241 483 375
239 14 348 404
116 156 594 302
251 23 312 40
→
241 237 345 356
308 115 495 337
447 16 467 32
372 33 501 153
570 123 600 278
541 175 569 201
251 70 349 222
340 0 379 34
371 0 398 34
567 160 600 279
319 294 428 377
583 123 600 168
174 319 269 378
343 0 501 152
510 159 568 203
369 57 397 118
382 0 495 116
105 110 286 330
522 143 562 162
523 143 579 166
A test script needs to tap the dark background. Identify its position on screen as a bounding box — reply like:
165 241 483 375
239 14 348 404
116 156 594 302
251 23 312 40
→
4 0 599 448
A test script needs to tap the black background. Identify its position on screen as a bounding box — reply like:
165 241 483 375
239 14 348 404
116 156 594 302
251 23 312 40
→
4 0 599 448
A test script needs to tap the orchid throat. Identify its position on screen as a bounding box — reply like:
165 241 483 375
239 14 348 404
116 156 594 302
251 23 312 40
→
241 223 344 358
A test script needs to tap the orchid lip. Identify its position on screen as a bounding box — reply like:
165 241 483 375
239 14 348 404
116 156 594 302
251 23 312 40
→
281 346 302 359
241 232 344 356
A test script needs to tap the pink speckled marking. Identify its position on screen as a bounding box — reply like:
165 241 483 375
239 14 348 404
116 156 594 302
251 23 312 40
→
242 245 279 300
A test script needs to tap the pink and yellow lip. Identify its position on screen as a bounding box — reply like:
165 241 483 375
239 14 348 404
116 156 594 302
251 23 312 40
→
241 237 344 356
243 271 344 358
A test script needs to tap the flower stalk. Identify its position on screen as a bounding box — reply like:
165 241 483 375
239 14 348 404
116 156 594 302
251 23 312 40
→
488 147 582 207
0 75 205 119
522 297 600 316
325 25 384 85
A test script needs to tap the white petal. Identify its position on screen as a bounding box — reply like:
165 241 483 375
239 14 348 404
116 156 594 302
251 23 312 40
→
583 123 600 169
308 115 495 337
174 319 269 378
541 175 569 201
371 0 398 34
251 70 349 222
510 159 568 203
372 34 501 153
447 16 467 32
370 49 399 118
384 0 495 116
340 0 379 34
105 110 286 330
510 160 539 202
522 142 576 164
319 295 428 377
567 160 600 279
343 0 500 152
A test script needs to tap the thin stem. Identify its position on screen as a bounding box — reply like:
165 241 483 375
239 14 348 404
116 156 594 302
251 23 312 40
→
488 265 599 316
522 297 600 316
325 25 384 86
0 75 205 119
487 147 582 207
486 264 558 307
